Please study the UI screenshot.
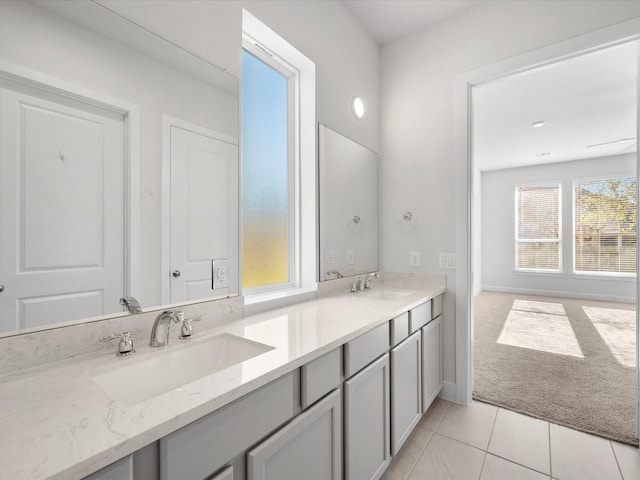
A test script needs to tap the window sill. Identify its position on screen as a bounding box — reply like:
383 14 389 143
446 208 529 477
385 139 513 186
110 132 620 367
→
513 270 563 277
243 285 318 315
572 272 636 281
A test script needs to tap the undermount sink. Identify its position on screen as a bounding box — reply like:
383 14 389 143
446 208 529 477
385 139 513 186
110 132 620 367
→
360 289 413 301
89 333 274 406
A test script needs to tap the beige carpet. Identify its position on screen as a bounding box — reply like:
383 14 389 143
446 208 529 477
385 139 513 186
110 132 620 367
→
473 291 638 446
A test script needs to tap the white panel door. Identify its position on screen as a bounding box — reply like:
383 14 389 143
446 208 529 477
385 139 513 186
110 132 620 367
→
169 125 238 303
0 87 125 332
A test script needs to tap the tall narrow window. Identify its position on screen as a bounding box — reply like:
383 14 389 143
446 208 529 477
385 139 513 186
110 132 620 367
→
241 48 292 290
515 184 561 271
242 10 316 302
574 177 637 275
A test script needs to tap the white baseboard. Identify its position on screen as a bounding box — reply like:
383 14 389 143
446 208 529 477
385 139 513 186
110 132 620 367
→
438 381 457 403
481 285 635 304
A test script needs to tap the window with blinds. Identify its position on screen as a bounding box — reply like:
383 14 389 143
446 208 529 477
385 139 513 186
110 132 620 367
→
574 177 637 275
515 184 561 271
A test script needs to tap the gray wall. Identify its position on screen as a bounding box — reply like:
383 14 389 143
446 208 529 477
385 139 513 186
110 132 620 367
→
481 154 636 303
380 1 640 394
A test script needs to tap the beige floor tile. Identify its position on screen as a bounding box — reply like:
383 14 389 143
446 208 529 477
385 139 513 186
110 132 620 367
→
418 397 451 431
435 400 498 449
611 441 640 480
488 408 550 475
549 424 621 480
408 433 486 480
481 454 550 480
382 426 433 480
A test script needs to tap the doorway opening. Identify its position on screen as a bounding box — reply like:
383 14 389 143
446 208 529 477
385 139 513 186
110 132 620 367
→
470 41 638 445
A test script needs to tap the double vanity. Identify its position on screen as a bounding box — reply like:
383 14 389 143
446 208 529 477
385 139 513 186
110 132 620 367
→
0 278 445 480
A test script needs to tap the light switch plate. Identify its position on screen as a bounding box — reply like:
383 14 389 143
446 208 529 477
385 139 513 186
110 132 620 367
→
410 251 420 267
346 250 355 265
212 259 230 289
324 250 335 264
439 253 456 269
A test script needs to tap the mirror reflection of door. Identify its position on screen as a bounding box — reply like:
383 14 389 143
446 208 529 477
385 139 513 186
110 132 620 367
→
0 86 125 332
168 121 238 303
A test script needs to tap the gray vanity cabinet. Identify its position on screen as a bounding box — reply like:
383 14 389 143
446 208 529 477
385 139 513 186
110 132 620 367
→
247 388 342 480
83 455 133 480
209 466 234 480
421 297 444 412
344 354 391 480
159 371 299 480
390 330 422 456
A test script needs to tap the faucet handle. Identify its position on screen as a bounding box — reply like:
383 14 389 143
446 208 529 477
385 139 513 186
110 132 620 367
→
179 316 202 340
100 331 135 357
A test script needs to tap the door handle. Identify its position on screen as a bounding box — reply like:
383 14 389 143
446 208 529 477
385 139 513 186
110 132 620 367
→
0 285 4 293
172 270 181 278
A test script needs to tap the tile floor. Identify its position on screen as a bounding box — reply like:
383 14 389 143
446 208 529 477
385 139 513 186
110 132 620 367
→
382 399 640 480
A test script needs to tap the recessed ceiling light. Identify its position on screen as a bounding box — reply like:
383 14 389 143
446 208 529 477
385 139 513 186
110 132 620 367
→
531 121 546 128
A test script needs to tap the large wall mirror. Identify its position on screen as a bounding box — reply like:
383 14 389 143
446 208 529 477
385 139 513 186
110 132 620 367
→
0 0 239 335
318 124 379 281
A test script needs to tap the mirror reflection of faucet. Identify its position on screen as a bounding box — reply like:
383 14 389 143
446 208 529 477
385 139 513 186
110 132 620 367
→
120 296 142 314
326 270 344 279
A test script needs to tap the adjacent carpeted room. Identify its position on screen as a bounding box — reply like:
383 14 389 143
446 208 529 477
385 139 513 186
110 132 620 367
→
473 291 638 446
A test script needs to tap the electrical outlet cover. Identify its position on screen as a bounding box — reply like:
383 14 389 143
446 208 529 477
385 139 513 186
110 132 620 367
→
212 259 230 289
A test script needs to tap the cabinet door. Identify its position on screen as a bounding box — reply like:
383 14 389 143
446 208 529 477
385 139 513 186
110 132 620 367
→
83 455 132 480
247 388 342 480
208 466 233 480
422 316 443 412
344 354 390 480
391 331 421 455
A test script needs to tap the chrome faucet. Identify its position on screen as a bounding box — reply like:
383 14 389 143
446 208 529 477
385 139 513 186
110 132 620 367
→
326 270 344 279
120 296 142 314
150 310 183 347
355 271 380 291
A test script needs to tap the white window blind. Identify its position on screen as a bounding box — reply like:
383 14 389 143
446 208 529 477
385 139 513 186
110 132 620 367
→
574 177 637 275
515 184 560 271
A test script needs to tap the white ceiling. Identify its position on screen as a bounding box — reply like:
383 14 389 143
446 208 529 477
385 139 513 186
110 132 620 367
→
344 0 480 44
474 41 638 171
343 1 638 173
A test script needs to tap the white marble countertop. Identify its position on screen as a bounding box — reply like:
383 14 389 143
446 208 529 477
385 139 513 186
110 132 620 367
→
0 285 445 480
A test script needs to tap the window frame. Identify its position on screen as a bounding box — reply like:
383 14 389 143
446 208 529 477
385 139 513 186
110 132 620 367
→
241 10 317 306
572 173 637 278
514 181 563 274
241 43 297 294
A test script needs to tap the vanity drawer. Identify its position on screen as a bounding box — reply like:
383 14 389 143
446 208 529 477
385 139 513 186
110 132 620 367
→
390 312 409 346
410 301 432 333
344 322 390 378
432 294 443 319
160 371 298 480
301 348 341 409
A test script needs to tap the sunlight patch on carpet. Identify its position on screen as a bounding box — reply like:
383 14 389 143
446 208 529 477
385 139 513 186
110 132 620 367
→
498 308 584 358
513 299 566 316
583 306 636 367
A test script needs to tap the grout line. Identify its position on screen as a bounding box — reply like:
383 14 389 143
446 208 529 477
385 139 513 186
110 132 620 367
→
431 399 451 432
485 406 500 451
406 429 433 480
609 440 625 480
487 451 553 477
404 429 435 480
430 431 489 453
477 452 488 480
